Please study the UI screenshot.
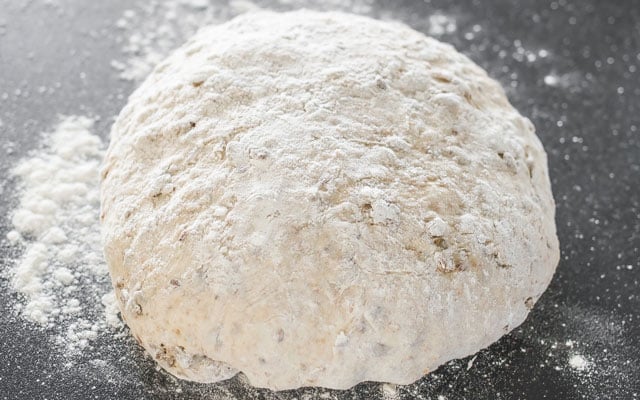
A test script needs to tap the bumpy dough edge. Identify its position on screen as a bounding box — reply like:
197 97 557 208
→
100 10 559 390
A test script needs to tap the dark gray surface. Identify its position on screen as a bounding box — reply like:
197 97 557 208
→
1 0 639 399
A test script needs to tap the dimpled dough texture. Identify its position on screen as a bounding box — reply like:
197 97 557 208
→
100 10 559 390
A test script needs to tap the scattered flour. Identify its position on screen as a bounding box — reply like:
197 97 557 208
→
427 14 457 36
110 0 377 82
112 1 231 82
5 115 121 352
569 354 591 372
542 71 583 89
381 383 399 400
466 355 478 370
102 290 122 329
544 74 560 86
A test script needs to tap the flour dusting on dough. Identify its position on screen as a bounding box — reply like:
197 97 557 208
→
102 10 559 390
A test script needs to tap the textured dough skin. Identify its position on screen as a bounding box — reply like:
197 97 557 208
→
101 10 559 390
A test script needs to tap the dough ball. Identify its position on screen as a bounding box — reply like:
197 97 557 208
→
100 10 559 390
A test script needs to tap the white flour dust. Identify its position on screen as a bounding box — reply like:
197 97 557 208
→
427 14 457 36
110 0 377 82
111 1 230 82
569 354 591 372
4 116 120 353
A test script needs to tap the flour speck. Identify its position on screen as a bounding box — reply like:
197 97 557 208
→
568 354 590 372
544 74 560 86
427 14 457 36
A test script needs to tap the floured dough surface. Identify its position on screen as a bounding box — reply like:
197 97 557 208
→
100 10 559 390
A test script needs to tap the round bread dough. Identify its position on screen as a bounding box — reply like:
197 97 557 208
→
101 10 559 390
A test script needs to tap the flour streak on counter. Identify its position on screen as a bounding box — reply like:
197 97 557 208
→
4 116 121 353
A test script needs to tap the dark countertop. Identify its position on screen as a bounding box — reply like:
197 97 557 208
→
0 0 638 399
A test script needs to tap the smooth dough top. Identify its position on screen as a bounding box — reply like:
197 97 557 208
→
101 10 559 390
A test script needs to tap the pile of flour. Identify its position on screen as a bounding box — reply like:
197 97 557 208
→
5 116 120 352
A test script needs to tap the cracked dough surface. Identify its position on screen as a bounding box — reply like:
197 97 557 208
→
100 10 559 390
